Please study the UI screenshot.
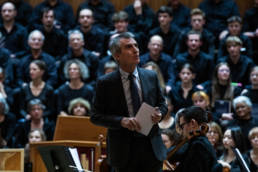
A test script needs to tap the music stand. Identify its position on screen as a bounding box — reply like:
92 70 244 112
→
37 145 82 172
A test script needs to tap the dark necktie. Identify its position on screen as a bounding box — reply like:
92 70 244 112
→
128 73 141 115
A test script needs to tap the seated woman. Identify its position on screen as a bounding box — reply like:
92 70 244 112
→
227 96 258 149
55 59 94 116
103 61 118 75
241 66 258 113
159 97 174 129
0 67 13 107
13 99 55 148
67 98 91 116
198 62 242 125
219 126 248 171
24 129 46 171
0 94 16 148
143 61 166 94
168 63 197 114
242 127 258 171
18 60 55 121
206 122 224 158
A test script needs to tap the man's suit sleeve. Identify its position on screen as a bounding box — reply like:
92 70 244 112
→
91 77 124 129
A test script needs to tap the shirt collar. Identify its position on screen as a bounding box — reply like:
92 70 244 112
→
119 67 139 80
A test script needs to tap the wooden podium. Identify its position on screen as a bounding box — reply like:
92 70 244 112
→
30 116 107 172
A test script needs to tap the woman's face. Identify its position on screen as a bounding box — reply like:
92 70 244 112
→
250 69 258 86
250 133 258 149
72 103 87 116
193 96 208 110
206 127 220 146
29 130 42 143
179 68 194 83
235 102 251 119
161 133 173 149
30 104 43 120
68 63 81 79
223 129 235 149
30 63 44 80
217 65 230 82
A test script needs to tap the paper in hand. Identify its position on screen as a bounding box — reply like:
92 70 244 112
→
135 102 155 136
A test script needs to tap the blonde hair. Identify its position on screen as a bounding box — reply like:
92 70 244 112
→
68 97 91 115
191 8 205 18
192 91 210 106
248 127 258 141
226 36 243 46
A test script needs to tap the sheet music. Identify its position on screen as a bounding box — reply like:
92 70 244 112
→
68 147 83 171
135 102 155 136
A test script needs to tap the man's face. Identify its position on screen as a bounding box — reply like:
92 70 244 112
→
158 13 172 27
228 22 242 36
227 43 241 58
148 36 163 57
186 34 202 51
28 32 44 50
191 15 205 31
115 38 140 69
79 9 94 28
114 20 128 33
1 2 16 22
69 33 84 50
42 10 54 28
250 69 258 86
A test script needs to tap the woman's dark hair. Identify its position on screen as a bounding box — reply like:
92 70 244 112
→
229 126 247 153
178 106 208 125
179 63 196 74
30 60 46 71
211 62 233 107
162 128 183 145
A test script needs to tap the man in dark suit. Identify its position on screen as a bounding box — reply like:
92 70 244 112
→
91 32 167 172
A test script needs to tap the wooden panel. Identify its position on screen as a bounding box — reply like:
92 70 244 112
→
0 149 24 172
0 0 252 17
54 116 107 142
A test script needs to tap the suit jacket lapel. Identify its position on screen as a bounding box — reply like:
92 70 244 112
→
138 68 148 102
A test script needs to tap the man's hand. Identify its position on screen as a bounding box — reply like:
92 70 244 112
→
121 117 141 131
152 107 162 124
221 113 233 120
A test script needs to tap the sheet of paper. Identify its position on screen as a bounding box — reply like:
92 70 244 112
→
68 147 83 171
135 102 155 136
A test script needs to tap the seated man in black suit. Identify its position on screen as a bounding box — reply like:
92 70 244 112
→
217 36 255 87
176 30 214 85
149 5 180 57
91 32 168 172
174 8 215 57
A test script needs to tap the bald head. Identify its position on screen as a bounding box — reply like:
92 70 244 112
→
148 35 163 57
1 2 16 22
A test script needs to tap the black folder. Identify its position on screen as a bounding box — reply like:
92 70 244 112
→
37 145 82 172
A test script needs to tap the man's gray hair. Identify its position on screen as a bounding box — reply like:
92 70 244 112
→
109 32 135 57
233 96 252 109
68 29 84 42
28 30 45 42
64 59 89 80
